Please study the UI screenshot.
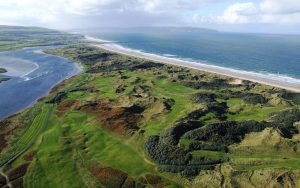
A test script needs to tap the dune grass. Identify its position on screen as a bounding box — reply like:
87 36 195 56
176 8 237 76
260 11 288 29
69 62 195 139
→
142 79 197 136
232 152 300 171
228 105 285 121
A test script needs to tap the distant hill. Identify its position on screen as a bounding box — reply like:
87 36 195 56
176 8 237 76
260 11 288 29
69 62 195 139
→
127 26 218 33
0 25 83 51
73 26 218 33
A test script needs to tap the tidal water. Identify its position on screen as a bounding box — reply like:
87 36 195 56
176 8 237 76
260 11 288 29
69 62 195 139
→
84 28 300 83
0 46 80 120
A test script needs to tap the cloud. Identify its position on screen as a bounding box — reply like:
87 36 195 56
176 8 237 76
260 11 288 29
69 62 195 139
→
218 2 257 24
217 0 300 24
0 0 222 28
260 0 300 14
0 0 299 33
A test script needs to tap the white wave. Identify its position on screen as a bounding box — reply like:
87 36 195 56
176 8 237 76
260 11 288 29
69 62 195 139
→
85 35 115 43
23 71 51 82
163 54 177 57
86 35 300 88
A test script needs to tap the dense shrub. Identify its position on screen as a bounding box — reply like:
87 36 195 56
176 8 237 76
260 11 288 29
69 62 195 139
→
47 87 93 104
243 93 267 104
187 141 227 152
184 79 231 89
77 52 112 64
279 92 300 105
160 123 202 145
219 90 268 104
159 165 215 177
163 98 175 110
193 92 217 103
268 108 300 138
184 121 268 147
131 61 164 70
207 102 228 120
47 91 68 104
145 135 191 165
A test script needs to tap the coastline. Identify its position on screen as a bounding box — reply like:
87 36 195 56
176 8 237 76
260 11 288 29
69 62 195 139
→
0 47 83 121
85 36 300 93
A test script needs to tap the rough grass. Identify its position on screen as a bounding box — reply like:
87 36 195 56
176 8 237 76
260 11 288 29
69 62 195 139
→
232 152 300 171
24 116 88 188
92 76 121 99
192 150 225 160
24 110 157 187
228 105 285 121
142 79 197 136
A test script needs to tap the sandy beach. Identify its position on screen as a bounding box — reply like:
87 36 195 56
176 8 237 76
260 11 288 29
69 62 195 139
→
85 36 300 93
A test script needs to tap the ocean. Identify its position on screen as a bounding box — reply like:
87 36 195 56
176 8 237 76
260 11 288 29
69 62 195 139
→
82 28 300 83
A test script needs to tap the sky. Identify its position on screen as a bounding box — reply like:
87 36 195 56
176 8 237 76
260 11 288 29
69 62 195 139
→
0 0 300 34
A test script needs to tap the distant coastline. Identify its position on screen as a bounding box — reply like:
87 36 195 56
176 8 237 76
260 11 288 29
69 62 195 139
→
85 36 300 93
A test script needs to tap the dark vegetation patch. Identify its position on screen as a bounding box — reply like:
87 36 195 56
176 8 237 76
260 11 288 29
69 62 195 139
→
220 90 268 104
192 92 217 103
115 84 127 93
144 174 169 188
47 86 94 104
183 79 232 89
207 102 228 120
182 102 228 122
0 68 7 73
184 113 299 151
55 100 78 117
90 166 168 188
90 166 128 188
162 98 175 111
279 91 300 105
184 121 268 151
7 163 30 182
0 77 10 83
145 122 223 177
145 107 300 177
0 174 6 187
79 102 144 135
77 51 113 64
130 85 151 98
61 46 165 74
0 120 20 152
268 108 300 138
10 177 23 188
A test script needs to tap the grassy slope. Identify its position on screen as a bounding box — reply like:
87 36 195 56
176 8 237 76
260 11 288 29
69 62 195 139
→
1 44 299 187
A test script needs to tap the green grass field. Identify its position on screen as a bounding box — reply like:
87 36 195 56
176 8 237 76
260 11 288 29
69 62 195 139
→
2 43 300 187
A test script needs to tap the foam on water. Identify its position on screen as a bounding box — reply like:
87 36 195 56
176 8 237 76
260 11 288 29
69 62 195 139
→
87 35 300 87
0 56 39 77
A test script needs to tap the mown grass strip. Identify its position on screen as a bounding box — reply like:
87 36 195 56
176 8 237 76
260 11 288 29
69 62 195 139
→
0 104 53 168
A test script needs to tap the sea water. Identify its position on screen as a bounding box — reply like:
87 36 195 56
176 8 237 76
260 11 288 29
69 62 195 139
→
83 28 300 82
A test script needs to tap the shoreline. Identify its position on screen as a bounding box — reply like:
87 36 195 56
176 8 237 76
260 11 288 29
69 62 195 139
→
85 36 300 93
0 47 83 121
